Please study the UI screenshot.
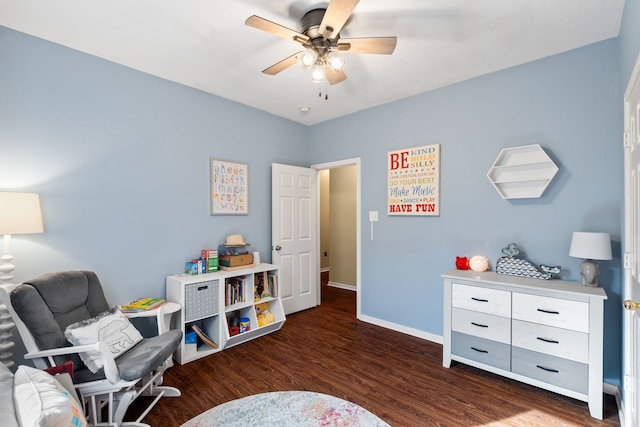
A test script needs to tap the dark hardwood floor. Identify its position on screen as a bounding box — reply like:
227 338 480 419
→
131 279 620 426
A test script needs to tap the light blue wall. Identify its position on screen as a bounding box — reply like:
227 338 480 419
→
621 0 640 85
308 39 623 386
0 26 308 305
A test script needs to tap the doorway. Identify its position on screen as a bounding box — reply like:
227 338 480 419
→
313 158 361 318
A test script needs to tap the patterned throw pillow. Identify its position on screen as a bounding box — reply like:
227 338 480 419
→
13 365 87 427
64 306 143 373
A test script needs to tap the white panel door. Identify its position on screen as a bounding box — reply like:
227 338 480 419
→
623 53 640 427
272 164 317 314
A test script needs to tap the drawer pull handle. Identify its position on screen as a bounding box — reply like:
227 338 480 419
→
471 297 489 303
536 308 559 315
470 347 488 354
536 365 559 373
471 322 489 328
536 337 559 344
197 285 209 291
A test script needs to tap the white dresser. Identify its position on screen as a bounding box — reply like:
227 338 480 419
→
442 270 607 419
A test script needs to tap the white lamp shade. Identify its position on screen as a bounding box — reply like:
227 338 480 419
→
569 232 612 260
325 51 345 73
297 49 317 69
310 62 325 83
0 192 44 235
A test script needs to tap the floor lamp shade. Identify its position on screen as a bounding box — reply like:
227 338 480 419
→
569 232 612 287
0 192 44 235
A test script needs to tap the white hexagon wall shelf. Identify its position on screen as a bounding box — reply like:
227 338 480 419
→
487 144 559 199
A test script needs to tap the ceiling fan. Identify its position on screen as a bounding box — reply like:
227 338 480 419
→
245 0 397 85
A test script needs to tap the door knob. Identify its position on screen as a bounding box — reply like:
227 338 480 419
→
274 245 282 251
623 299 640 311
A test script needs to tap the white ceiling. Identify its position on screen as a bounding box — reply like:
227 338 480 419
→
0 0 625 125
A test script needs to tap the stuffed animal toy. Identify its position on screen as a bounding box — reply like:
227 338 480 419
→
255 302 275 327
455 256 470 270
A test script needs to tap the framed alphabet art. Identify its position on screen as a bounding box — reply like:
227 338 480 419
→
210 158 249 215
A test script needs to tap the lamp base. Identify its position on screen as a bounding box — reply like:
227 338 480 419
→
579 259 600 287
0 235 14 284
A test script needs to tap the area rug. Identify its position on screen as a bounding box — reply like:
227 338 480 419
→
181 391 391 427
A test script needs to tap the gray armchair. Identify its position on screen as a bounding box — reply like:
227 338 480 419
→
3 270 182 427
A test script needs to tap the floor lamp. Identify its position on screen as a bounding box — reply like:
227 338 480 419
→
0 192 43 368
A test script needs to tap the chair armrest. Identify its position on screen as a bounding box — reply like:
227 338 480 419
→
24 341 121 383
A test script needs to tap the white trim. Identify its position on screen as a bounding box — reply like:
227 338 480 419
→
328 281 356 291
358 314 443 344
608 383 625 426
320 267 330 273
312 158 361 319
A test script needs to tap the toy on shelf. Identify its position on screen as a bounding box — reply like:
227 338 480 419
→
455 256 469 270
469 255 489 272
255 302 274 327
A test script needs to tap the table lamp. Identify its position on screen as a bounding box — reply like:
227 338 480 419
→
569 232 612 287
0 192 43 368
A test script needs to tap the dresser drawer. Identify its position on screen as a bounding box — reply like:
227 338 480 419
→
451 331 511 371
512 293 588 332
512 347 588 394
512 320 588 363
452 283 511 317
452 308 511 344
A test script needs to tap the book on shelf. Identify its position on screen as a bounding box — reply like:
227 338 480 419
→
201 249 218 273
225 277 245 306
254 272 266 300
267 274 278 298
191 324 218 349
120 297 166 313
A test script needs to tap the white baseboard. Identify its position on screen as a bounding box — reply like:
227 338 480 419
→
327 281 356 291
357 314 443 344
604 383 624 425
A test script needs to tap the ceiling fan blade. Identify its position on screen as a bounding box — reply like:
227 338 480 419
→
262 52 301 75
337 37 397 54
319 0 360 39
246 15 310 44
326 68 347 85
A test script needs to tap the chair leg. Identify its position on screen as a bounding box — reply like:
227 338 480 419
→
80 362 180 426
152 385 181 397
112 390 137 426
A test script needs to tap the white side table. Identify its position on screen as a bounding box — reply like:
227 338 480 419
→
123 301 181 335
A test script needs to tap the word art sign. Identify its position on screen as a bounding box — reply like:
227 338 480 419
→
210 158 249 215
388 144 440 216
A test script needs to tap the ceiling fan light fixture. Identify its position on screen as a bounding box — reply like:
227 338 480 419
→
325 51 345 73
297 49 317 69
310 61 325 83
